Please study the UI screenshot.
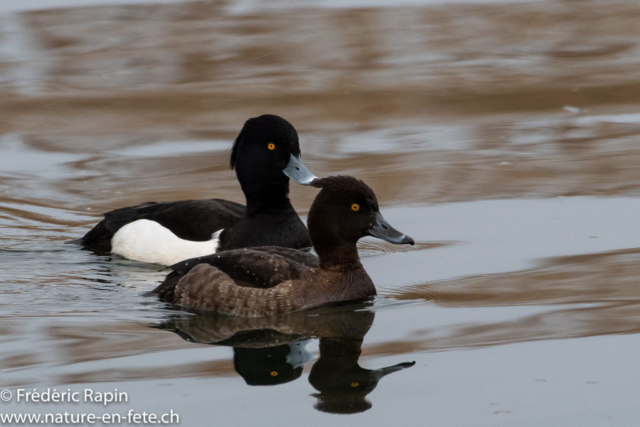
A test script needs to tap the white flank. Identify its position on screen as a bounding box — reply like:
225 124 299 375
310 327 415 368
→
111 219 219 266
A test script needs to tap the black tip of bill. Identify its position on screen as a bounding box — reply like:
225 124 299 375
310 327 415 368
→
283 154 318 186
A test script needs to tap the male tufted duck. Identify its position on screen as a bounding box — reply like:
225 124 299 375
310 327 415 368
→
78 115 317 265
149 175 414 316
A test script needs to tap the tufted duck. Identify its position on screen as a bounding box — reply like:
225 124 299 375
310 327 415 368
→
77 115 317 265
149 175 414 316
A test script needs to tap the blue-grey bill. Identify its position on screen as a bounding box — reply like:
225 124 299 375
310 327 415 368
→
366 212 415 245
283 154 318 185
285 340 314 370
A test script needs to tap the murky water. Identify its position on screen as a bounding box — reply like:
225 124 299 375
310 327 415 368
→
1 0 640 425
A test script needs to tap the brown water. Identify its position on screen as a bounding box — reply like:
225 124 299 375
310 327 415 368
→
2 0 640 425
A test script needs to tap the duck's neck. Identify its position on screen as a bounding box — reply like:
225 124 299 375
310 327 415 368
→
318 337 363 362
241 181 294 217
316 242 362 272
314 240 377 300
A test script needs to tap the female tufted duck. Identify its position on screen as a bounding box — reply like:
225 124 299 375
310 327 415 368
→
78 115 317 265
149 175 414 317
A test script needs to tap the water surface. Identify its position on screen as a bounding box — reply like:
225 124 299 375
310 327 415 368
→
1 0 640 425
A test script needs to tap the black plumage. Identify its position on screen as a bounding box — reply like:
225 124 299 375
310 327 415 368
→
78 115 312 259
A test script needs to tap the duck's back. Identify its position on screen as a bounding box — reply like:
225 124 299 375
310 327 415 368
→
81 198 245 252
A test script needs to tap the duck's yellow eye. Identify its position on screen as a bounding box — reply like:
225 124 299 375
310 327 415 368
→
270 371 278 377
351 382 359 387
351 204 360 212
268 143 276 150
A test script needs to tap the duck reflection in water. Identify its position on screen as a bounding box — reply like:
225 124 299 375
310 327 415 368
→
155 305 414 414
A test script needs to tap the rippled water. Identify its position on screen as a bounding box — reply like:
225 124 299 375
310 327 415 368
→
2 0 640 425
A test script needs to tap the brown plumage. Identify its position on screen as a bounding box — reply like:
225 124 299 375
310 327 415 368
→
149 175 414 317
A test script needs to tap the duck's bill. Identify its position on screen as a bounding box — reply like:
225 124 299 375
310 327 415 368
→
366 212 415 245
373 361 416 380
283 154 318 185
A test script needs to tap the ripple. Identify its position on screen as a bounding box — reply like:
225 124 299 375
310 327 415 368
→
358 240 453 258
